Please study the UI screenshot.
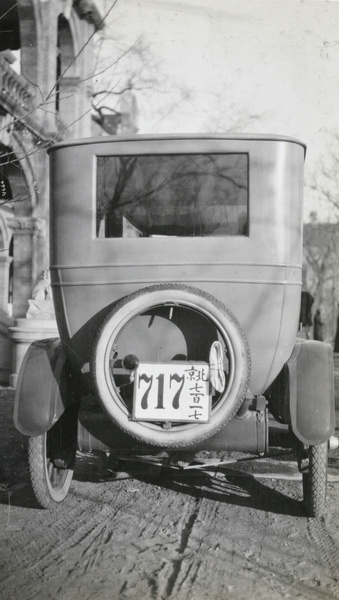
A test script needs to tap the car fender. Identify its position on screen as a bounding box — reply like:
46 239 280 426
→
287 340 335 445
13 338 74 437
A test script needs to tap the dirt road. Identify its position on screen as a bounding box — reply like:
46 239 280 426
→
1 389 339 600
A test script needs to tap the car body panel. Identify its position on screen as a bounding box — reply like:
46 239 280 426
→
13 339 71 436
48 135 305 394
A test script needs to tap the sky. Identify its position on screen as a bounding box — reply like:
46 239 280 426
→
96 0 339 221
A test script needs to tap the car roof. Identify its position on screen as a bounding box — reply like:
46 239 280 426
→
48 132 307 154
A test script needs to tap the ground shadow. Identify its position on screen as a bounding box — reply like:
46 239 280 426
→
159 466 305 517
2 446 305 515
0 389 305 515
73 451 305 518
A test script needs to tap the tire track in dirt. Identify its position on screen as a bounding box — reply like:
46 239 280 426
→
307 517 339 578
306 504 339 600
147 492 229 600
107 493 208 600
1 480 143 599
160 488 339 600
2 448 339 600
164 495 201 598
2 475 205 600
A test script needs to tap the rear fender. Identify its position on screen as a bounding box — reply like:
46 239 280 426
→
270 340 335 445
13 338 75 437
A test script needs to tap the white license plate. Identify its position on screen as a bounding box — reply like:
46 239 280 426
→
133 362 211 423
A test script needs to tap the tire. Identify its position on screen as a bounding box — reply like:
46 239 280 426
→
28 408 77 508
302 442 328 518
92 284 250 448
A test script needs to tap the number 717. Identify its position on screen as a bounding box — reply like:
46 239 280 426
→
138 373 185 410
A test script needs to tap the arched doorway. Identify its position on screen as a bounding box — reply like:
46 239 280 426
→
56 14 79 132
0 146 15 313
0 139 42 318
0 189 14 384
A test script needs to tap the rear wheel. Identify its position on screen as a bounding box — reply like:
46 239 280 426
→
28 408 77 508
302 442 328 518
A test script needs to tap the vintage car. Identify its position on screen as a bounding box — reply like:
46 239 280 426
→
14 134 335 516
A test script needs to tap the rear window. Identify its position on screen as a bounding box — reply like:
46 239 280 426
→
96 153 248 238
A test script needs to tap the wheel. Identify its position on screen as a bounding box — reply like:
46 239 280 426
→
302 442 328 518
28 407 77 508
92 284 250 448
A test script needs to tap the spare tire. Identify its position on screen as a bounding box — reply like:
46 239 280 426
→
92 284 250 448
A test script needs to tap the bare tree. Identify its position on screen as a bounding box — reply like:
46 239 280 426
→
91 36 161 133
308 132 339 222
91 28 191 134
0 2 180 208
303 137 339 342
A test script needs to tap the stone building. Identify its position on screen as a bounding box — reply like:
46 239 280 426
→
0 0 103 384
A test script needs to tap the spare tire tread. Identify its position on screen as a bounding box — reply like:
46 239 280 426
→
92 284 251 448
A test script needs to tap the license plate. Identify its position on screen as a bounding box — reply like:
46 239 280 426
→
133 362 211 423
